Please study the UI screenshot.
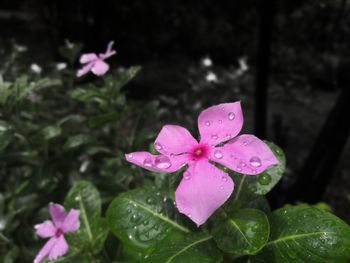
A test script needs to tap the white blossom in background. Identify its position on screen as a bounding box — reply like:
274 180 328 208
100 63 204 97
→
30 63 42 74
65 39 74 49
238 57 249 72
56 62 67 71
14 44 27 53
206 71 218 83
201 56 213 67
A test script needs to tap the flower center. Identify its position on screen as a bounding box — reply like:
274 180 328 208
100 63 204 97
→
55 228 64 238
190 144 210 161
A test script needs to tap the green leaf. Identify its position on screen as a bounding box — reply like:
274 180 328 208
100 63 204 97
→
64 181 106 251
68 87 106 103
63 134 91 150
88 112 118 128
107 186 189 253
143 232 222 263
212 209 270 255
252 205 350 262
0 120 14 151
41 125 62 140
107 66 141 90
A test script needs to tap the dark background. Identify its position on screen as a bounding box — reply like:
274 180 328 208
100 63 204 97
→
1 0 349 221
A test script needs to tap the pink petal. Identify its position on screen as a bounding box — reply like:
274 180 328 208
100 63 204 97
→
154 125 198 156
61 209 80 233
49 203 66 227
48 235 69 261
210 134 279 175
79 53 98 64
91 60 109 76
34 237 56 263
125 151 188 173
198 102 243 146
76 62 94 77
100 41 117 59
34 220 56 238
175 160 234 226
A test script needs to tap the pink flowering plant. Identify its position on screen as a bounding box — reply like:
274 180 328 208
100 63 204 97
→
1 43 350 263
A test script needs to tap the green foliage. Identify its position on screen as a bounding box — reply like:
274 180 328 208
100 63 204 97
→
212 209 270 255
1 50 350 263
143 232 222 263
252 205 350 263
107 186 189 255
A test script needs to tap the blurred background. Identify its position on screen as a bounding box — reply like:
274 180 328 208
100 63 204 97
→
0 0 349 260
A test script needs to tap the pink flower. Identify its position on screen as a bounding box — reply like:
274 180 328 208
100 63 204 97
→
125 102 279 226
34 203 80 263
76 41 116 77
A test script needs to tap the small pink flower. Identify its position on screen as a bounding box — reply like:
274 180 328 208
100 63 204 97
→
125 102 279 226
77 41 116 77
34 203 80 263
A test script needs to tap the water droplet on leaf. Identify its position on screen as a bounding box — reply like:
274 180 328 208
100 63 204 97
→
258 174 272 185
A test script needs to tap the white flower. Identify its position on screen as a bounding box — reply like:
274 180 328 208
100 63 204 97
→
206 71 218 83
56 62 67 71
202 57 212 67
30 63 42 74
14 44 27 53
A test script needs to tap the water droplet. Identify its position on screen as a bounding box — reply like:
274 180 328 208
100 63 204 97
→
183 171 191 180
127 209 131 213
243 141 248 146
154 224 159 230
154 142 163 151
218 119 222 124
143 220 149 225
154 156 171 169
211 134 218 140
130 214 139 222
146 197 154 204
187 213 192 218
222 176 228 182
143 157 153 167
205 121 210 126
258 174 272 185
249 156 262 167
228 112 235 120
237 167 242 172
226 134 231 140
214 150 223 159
128 234 133 239
127 154 133 158
219 185 224 190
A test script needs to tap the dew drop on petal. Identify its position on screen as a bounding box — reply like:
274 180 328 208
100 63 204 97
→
155 156 171 169
228 112 235 120
214 150 223 159
219 185 224 190
222 176 228 182
249 156 262 167
143 157 153 167
183 171 191 180
187 213 192 218
211 134 218 140
218 119 222 124
205 121 210 126
154 142 163 151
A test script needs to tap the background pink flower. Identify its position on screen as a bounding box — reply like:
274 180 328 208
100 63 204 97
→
34 203 80 263
76 41 116 77
125 102 279 226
